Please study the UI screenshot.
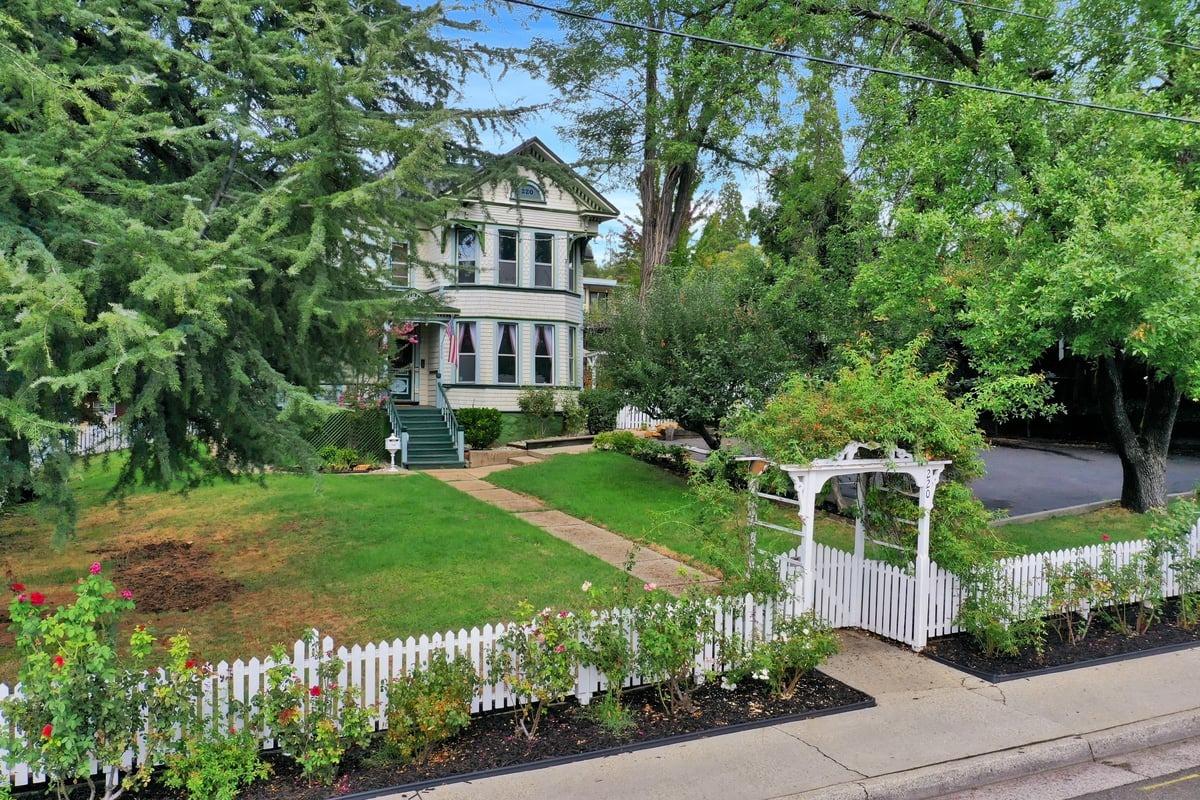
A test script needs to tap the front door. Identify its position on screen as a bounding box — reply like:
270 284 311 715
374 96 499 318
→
390 333 418 403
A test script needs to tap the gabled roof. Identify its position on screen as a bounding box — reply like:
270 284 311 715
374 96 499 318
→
495 137 621 220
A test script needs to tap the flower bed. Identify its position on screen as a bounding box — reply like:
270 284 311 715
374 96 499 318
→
924 599 1200 682
78 674 870 800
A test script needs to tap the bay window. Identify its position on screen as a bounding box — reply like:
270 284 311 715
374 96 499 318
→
457 321 477 383
534 232 553 288
498 229 518 286
534 324 555 385
497 323 518 384
455 228 477 284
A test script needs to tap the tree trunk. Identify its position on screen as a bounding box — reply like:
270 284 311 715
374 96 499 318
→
1096 355 1181 512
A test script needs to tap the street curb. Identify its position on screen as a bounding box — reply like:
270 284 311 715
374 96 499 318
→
782 707 1200 800
992 491 1196 526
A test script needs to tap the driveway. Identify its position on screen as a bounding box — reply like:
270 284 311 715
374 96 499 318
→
974 444 1200 516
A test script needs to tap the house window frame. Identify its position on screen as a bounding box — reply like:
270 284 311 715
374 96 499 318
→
533 323 555 385
513 181 546 204
455 227 478 285
568 325 578 386
388 241 411 287
456 320 478 384
533 231 554 289
568 240 579 292
497 228 519 287
495 321 519 385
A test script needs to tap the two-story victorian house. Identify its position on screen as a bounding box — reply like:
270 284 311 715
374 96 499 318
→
382 138 619 467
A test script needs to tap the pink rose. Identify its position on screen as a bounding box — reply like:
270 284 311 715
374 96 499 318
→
89 562 102 575
120 589 133 600
643 583 657 591
554 644 566 654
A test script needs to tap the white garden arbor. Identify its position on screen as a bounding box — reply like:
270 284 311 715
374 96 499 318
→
740 443 950 650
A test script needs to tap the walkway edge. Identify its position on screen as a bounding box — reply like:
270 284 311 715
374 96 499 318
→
781 707 1200 800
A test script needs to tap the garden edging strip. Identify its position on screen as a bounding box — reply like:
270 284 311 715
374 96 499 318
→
922 637 1200 683
327 696 876 800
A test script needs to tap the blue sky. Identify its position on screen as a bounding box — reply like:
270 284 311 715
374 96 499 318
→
451 2 860 262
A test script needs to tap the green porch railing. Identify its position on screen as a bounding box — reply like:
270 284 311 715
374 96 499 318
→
385 401 408 467
435 378 465 463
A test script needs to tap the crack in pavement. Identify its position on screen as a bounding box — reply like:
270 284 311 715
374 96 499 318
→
774 727 869 779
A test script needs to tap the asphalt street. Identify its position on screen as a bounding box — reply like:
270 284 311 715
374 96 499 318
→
972 444 1200 516
1078 768 1200 799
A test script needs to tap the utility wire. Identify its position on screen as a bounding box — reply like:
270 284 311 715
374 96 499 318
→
503 0 1200 125
945 0 1200 54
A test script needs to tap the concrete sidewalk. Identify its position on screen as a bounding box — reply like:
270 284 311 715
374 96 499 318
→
380 632 1200 800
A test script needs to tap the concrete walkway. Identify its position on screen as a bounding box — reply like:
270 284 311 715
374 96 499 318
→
425 464 713 591
379 632 1200 800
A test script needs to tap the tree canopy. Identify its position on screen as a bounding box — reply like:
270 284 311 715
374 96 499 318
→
0 0 523 533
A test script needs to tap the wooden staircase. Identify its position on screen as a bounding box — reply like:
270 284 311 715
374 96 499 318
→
392 405 465 469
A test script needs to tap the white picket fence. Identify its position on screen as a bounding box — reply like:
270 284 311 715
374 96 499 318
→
74 422 130 455
784 521 1200 648
616 406 674 430
0 593 779 788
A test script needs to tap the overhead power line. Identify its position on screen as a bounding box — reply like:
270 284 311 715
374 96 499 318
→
945 0 1200 54
503 0 1200 126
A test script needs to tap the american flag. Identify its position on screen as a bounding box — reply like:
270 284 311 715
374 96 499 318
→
444 321 459 365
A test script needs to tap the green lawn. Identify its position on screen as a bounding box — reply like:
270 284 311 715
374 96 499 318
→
0 460 625 677
993 507 1154 553
488 451 1159 566
488 450 858 567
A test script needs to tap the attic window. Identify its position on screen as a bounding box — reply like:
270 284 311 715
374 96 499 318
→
515 181 546 203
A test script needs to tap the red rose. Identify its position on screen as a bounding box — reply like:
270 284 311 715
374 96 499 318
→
29 592 45 606
1101 534 1112 542
309 686 322 697
41 724 53 738
185 659 198 670
53 655 65 669
9 582 24 592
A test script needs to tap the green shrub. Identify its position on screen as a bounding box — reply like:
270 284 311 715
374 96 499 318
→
162 728 270 800
457 407 504 449
318 446 369 472
594 431 689 474
559 393 587 434
490 601 583 740
579 388 623 434
0 566 216 800
385 652 479 764
518 387 560 436
956 565 1047 658
253 633 373 784
633 584 713 717
757 615 839 699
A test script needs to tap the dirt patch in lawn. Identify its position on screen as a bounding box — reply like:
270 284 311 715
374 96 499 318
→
92 540 241 613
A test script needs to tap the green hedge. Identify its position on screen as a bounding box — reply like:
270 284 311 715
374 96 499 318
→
457 408 503 449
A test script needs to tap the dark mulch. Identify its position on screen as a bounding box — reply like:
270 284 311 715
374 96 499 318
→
925 600 1200 681
90 540 240 613
107 672 869 800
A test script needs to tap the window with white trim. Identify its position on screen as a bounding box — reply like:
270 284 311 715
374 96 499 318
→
388 242 410 287
455 228 477 284
568 241 578 292
534 233 553 288
515 181 545 203
497 229 518 286
534 324 555 385
497 323 518 384
568 326 578 385
457 321 477 383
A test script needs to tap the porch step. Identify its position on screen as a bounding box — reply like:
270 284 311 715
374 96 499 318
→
391 402 464 468
507 455 543 466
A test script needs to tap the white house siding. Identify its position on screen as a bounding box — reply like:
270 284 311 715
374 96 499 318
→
391 148 615 412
